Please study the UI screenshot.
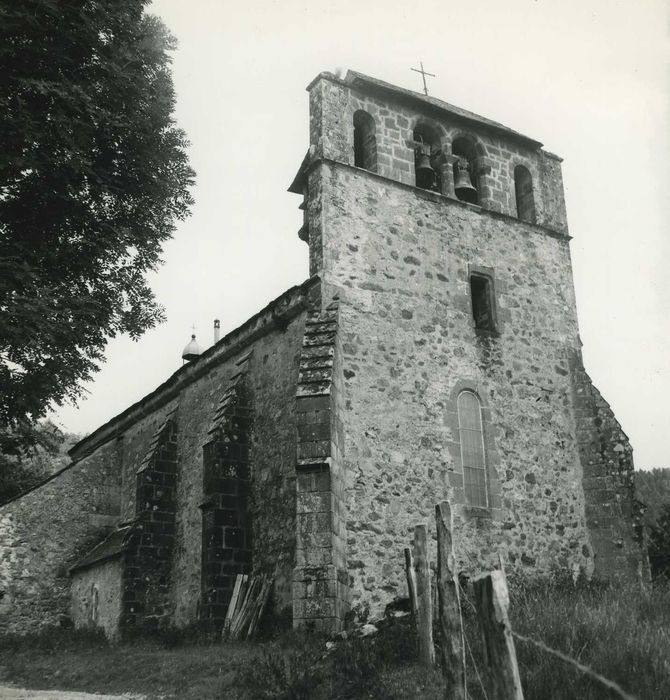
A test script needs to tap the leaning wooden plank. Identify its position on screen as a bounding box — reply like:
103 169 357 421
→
473 570 524 700
231 576 259 640
229 578 252 639
236 576 264 638
436 501 466 700
233 574 249 621
247 576 273 639
229 575 252 640
223 574 244 639
237 576 263 639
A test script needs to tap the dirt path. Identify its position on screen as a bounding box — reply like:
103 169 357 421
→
0 688 146 699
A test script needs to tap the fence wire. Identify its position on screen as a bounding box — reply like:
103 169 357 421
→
511 630 638 700
454 577 637 700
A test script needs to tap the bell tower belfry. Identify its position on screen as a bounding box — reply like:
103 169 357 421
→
288 70 645 630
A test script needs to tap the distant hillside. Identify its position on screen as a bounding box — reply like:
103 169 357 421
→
635 467 670 527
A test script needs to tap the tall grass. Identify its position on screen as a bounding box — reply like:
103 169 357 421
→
1 577 668 699
506 577 670 699
241 577 670 699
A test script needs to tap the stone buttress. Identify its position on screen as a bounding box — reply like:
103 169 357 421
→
292 300 349 631
569 352 648 579
200 356 253 632
121 409 179 633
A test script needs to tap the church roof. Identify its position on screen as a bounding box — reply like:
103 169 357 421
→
343 70 543 149
69 525 134 573
68 277 320 463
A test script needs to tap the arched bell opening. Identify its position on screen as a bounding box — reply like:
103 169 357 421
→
451 136 479 205
413 123 442 193
353 110 377 172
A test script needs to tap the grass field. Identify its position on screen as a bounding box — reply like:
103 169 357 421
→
1 577 668 699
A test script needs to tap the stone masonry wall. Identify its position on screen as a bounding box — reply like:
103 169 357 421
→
121 414 179 634
118 402 180 522
0 445 121 634
1 282 318 635
71 559 123 640
170 297 313 627
569 353 646 579
313 160 595 616
307 73 568 236
200 367 253 631
292 301 349 632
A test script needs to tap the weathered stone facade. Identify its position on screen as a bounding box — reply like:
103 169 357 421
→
0 71 645 637
0 446 120 634
291 71 644 619
71 559 123 640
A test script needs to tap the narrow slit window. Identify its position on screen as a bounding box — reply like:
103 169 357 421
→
470 274 496 332
457 391 488 508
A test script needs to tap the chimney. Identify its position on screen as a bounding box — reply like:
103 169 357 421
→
213 319 220 344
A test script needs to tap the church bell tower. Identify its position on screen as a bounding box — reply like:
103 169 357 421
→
288 70 645 629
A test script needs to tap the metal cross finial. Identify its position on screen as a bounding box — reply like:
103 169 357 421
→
191 323 196 338
411 61 436 96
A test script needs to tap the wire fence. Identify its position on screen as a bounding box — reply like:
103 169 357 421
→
409 506 639 700
453 569 638 700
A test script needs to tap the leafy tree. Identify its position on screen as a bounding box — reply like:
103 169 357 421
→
648 504 670 579
0 420 80 504
0 0 194 436
635 468 670 528
635 468 670 579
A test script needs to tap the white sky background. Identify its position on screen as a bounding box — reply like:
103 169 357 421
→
53 0 670 470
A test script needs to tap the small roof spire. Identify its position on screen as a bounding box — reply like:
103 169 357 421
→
182 328 202 362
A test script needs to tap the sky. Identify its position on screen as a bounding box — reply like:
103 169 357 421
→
53 0 669 470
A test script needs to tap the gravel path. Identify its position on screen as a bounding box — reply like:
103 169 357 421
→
0 688 146 699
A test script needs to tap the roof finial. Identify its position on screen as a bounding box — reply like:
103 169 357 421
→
410 61 436 96
182 325 202 363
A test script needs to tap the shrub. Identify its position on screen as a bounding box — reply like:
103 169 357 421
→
236 630 325 700
0 625 108 654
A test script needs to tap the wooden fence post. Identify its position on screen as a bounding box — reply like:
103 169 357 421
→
473 570 524 700
435 502 466 700
413 524 435 666
404 547 419 618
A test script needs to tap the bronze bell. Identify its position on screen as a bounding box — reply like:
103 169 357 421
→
415 149 435 189
454 159 478 204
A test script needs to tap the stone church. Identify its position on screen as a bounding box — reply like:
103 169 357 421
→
0 71 645 639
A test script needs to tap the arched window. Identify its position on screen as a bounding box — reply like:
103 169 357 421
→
514 165 536 223
457 391 488 507
452 137 479 204
413 123 442 192
353 110 377 172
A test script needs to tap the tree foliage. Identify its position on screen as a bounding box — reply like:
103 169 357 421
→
635 468 670 579
635 468 670 528
648 504 670 579
0 0 194 431
0 420 80 504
